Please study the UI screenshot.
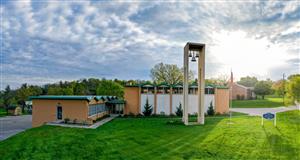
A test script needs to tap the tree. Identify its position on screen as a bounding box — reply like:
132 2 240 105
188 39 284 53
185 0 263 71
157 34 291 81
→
175 103 183 117
150 63 194 85
237 76 258 87
142 98 152 116
272 80 285 96
207 101 215 116
96 80 124 98
287 75 300 102
74 83 86 95
3 85 13 108
253 81 272 99
206 74 229 86
16 84 30 112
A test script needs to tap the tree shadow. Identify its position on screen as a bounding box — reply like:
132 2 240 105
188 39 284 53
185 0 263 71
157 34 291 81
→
263 127 298 159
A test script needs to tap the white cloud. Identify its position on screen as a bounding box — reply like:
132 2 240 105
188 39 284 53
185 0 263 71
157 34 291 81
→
1 1 299 88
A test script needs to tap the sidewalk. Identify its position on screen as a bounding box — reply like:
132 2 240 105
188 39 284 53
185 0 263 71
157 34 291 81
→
230 106 298 116
47 114 118 129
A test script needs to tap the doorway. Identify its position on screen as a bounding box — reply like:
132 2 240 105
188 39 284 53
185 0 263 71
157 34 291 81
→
57 106 62 120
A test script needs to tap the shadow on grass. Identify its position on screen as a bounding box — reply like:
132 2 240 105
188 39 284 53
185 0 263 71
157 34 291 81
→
263 127 298 159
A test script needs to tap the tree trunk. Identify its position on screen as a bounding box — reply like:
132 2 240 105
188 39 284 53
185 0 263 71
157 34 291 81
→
262 95 265 99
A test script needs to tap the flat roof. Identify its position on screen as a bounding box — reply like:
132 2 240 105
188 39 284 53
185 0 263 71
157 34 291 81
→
29 95 117 102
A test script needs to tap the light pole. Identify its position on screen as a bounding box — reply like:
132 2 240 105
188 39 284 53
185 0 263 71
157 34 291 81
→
183 42 205 125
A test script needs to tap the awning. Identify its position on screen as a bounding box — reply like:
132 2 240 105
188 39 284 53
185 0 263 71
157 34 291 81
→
106 99 126 104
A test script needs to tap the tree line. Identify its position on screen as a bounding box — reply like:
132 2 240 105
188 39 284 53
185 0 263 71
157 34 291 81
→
0 78 142 111
237 74 300 102
1 62 299 111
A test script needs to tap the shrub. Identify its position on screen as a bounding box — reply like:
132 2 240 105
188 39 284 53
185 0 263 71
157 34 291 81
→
207 101 215 116
236 95 241 100
64 118 70 124
14 106 22 116
143 98 153 116
240 95 245 100
73 119 77 124
169 113 176 117
136 113 143 118
175 103 183 117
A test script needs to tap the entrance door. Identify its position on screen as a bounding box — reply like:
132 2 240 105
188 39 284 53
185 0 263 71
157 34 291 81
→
57 106 62 120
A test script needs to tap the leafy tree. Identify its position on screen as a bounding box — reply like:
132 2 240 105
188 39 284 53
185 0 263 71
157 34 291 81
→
3 85 13 108
205 74 229 86
47 86 64 95
207 101 215 116
96 80 124 98
237 76 258 87
254 81 272 99
175 103 183 117
272 80 285 96
287 75 300 102
16 84 30 112
150 62 194 85
142 98 153 116
74 83 86 95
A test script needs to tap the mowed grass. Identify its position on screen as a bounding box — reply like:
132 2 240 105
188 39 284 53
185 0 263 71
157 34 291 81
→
0 111 299 160
232 97 285 108
0 108 6 117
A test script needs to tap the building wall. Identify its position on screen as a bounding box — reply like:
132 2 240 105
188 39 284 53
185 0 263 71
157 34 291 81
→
156 95 170 115
231 83 248 100
32 99 88 127
124 87 140 115
215 88 229 114
124 86 229 115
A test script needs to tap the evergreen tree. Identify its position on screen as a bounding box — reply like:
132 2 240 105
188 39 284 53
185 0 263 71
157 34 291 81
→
207 101 215 116
175 103 183 116
143 98 153 116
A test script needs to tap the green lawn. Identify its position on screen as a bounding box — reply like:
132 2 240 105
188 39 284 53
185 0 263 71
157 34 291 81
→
0 111 299 160
232 97 286 108
0 108 6 117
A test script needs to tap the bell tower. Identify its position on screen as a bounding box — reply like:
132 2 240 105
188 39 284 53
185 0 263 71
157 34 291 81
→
183 42 205 125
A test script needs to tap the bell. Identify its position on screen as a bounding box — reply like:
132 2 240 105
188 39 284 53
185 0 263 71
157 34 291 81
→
191 56 196 62
188 50 192 57
195 51 199 58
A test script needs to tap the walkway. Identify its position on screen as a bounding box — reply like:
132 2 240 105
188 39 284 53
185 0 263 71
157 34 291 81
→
47 114 118 129
230 106 298 116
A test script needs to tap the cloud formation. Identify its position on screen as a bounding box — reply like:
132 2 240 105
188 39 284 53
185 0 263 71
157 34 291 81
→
1 0 299 88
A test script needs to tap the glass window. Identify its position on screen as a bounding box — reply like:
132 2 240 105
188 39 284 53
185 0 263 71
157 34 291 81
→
89 103 106 116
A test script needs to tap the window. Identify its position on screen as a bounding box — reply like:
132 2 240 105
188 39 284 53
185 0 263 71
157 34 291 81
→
205 88 215 94
141 87 154 94
88 104 108 116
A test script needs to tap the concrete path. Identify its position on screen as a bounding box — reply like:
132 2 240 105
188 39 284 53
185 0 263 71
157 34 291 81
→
47 114 118 129
0 115 32 141
230 106 298 116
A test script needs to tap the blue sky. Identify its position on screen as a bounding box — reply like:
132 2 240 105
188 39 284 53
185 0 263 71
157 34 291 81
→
1 0 299 89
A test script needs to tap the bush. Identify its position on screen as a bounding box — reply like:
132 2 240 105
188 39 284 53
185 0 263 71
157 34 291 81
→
143 98 153 116
236 95 241 100
73 119 77 124
14 106 22 116
240 95 245 100
207 101 215 116
175 103 183 117
136 113 143 118
64 118 70 124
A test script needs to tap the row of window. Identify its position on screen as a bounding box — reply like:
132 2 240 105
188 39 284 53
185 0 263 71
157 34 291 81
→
88 104 108 116
141 88 215 94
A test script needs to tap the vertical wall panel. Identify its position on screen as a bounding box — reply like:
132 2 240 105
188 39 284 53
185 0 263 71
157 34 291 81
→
156 95 170 115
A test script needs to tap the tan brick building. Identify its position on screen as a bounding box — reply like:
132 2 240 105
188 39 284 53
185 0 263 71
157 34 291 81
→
124 83 229 115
